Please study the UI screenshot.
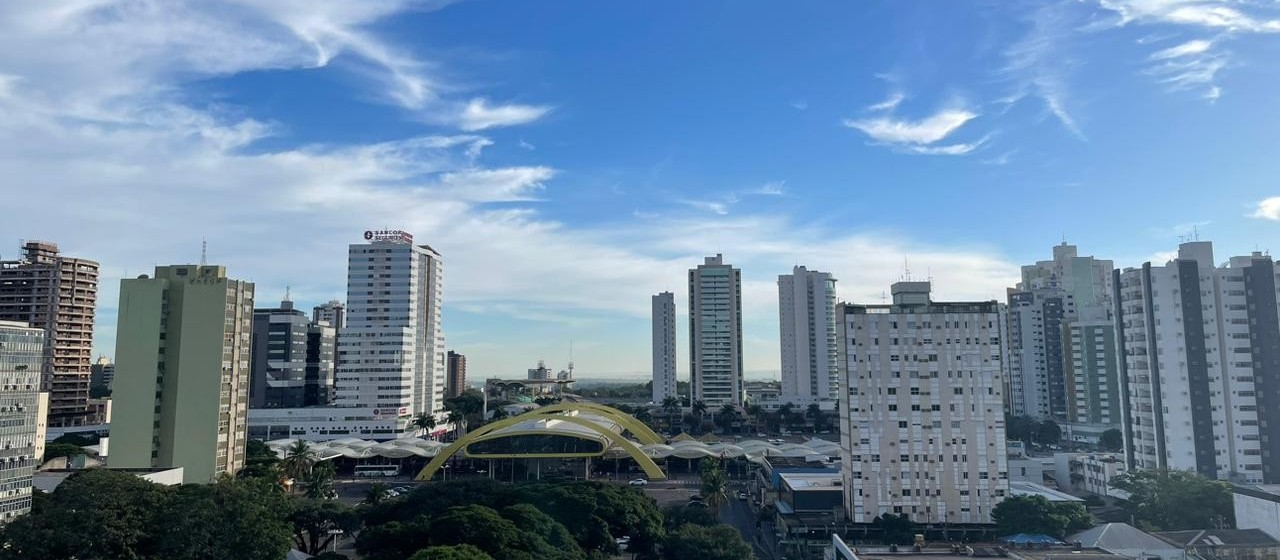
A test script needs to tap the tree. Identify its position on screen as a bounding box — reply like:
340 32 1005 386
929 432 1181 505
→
662 395 681 425
1099 428 1123 452
364 482 390 505
1109 469 1234 531
0 469 171 560
692 400 708 430
1036 420 1062 445
873 513 916 545
746 404 764 432
426 504 578 560
806 403 823 431
699 458 730 518
777 403 795 429
303 461 336 500
992 495 1092 538
1006 414 1036 443
714 404 740 433
413 413 437 437
90 384 112 398
41 442 87 462
241 439 282 481
410 545 495 560
282 440 317 491
447 409 466 434
289 499 363 556
663 504 717 530
662 523 754 560
150 478 294 560
500 503 584 556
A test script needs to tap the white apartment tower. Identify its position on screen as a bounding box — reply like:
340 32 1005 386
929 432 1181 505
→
689 254 744 406
335 231 445 426
778 266 839 403
839 282 1010 525
1115 241 1279 483
652 292 677 404
1007 243 1118 439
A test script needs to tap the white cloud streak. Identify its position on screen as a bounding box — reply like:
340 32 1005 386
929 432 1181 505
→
866 92 905 112
1250 197 1280 220
457 98 553 131
844 109 977 145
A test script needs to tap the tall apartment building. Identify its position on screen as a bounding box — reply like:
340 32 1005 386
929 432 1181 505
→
838 282 1009 525
528 360 551 380
446 350 466 398
312 300 347 330
0 322 45 522
334 232 445 424
1115 241 1279 483
0 241 98 427
250 298 336 408
110 265 253 483
689 254 743 406
1006 244 1119 440
89 355 114 392
778 266 839 405
652 292 677 404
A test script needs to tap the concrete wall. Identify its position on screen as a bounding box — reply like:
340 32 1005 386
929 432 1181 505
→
109 277 166 470
1236 490 1280 541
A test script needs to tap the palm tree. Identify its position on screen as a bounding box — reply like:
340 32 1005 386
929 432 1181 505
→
746 404 763 433
412 413 437 438
363 482 390 505
281 440 316 492
445 410 465 440
303 461 336 500
806 403 823 432
717 403 739 434
692 400 708 434
777 402 795 433
699 457 730 519
662 396 681 431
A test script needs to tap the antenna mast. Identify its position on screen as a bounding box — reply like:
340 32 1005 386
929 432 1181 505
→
200 238 207 266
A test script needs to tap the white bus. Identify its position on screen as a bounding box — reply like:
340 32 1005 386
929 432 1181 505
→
355 464 400 478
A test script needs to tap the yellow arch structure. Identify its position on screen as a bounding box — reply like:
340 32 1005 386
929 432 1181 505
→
415 405 667 481
526 402 664 445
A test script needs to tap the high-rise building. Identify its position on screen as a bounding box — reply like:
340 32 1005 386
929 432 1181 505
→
651 292 677 404
689 254 743 406
0 321 46 522
1006 243 1118 441
446 350 466 398
778 266 839 405
0 241 98 427
312 300 347 330
528 360 550 380
838 282 1009 525
251 298 335 408
110 265 254 483
334 231 445 423
1115 241 1279 483
89 355 114 392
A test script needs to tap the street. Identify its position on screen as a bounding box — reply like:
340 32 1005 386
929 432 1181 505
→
719 495 774 560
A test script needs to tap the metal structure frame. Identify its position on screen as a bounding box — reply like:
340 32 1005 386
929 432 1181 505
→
414 402 666 481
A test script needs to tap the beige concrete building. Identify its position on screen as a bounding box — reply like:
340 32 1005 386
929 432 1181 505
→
838 281 1010 525
110 265 253 483
0 241 98 427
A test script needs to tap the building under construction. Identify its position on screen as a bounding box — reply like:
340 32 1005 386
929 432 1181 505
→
0 241 99 427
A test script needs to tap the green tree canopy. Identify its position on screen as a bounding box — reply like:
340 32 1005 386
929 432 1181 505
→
662 523 753 560
409 545 495 560
289 499 363 556
149 478 294 560
1099 429 1124 452
663 503 717 531
1109 469 1234 531
872 513 917 545
41 442 87 462
992 495 1092 538
0 469 170 560
241 439 282 480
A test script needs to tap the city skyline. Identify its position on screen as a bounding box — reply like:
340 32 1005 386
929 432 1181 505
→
3 2 1280 378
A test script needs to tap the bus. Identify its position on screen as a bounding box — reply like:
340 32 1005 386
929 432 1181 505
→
355 464 400 478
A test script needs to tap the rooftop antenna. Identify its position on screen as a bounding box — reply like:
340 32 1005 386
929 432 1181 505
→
903 257 913 282
568 341 575 380
284 285 292 303
1193 225 1200 242
200 238 207 266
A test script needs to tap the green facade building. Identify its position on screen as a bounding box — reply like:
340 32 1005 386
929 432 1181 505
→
110 265 253 483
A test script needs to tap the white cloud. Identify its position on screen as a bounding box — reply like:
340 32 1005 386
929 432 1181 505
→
1250 197 1280 220
981 150 1017 166
844 109 977 145
457 98 553 131
436 167 556 202
753 181 787 196
790 100 808 110
1150 38 1214 59
1093 1 1280 99
1002 3 1087 140
678 199 732 215
867 92 905 112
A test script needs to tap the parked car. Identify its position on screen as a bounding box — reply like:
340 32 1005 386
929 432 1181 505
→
737 491 748 500
628 478 648 486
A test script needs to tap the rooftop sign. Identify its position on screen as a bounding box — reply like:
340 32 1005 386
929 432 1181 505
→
363 230 414 244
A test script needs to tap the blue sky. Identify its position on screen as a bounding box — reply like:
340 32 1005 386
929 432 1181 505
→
2 0 1280 379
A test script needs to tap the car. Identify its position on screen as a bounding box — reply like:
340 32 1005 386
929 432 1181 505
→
737 491 748 500
768 438 784 444
385 490 400 497
688 500 707 508
688 494 703 502
393 486 411 493
756 433 767 438
628 478 648 486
